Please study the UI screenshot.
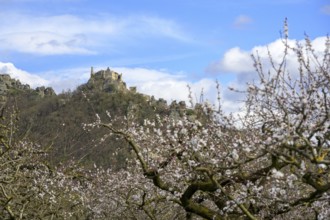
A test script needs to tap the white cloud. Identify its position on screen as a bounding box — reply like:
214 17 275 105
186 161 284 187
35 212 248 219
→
117 68 239 113
233 15 253 29
207 47 254 73
0 62 49 87
0 13 191 55
205 36 328 114
207 36 327 77
101 67 217 105
41 67 91 92
136 16 191 42
0 32 95 55
321 5 330 15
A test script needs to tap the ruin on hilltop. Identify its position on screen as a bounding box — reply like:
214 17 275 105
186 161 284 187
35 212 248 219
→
85 67 134 93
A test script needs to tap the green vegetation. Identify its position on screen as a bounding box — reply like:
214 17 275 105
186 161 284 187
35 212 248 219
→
3 77 176 169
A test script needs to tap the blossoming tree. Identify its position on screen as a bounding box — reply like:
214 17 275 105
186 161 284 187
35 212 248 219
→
97 32 330 219
1 25 328 219
0 110 92 219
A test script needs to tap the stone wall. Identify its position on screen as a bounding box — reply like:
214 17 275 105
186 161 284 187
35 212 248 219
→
87 67 128 93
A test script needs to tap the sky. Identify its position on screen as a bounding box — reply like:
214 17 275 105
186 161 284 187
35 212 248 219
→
0 0 329 111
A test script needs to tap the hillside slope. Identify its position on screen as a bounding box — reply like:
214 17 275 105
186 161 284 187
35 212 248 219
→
3 68 189 169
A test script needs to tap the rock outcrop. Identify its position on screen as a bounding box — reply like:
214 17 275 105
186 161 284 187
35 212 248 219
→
84 67 128 93
0 74 30 104
0 74 30 93
0 73 55 105
35 86 56 98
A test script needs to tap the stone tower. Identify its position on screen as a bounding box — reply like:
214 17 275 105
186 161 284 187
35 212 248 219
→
90 66 94 77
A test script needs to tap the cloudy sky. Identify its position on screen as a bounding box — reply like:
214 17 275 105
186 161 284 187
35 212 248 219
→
0 0 329 110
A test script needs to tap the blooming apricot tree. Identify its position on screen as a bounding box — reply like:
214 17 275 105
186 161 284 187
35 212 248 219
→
0 111 91 219
1 26 328 219
97 33 330 219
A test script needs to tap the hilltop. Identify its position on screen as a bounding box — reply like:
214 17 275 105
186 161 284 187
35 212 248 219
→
0 73 55 105
2 67 195 169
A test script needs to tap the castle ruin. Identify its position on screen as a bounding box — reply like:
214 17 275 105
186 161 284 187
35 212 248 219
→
87 67 127 93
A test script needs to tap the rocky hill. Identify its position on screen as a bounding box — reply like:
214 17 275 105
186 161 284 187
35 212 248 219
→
78 67 130 93
0 73 55 105
1 67 195 169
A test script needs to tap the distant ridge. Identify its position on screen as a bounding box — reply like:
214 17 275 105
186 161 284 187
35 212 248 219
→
0 73 55 105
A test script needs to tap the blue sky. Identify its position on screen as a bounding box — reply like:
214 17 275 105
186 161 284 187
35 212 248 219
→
0 0 329 108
